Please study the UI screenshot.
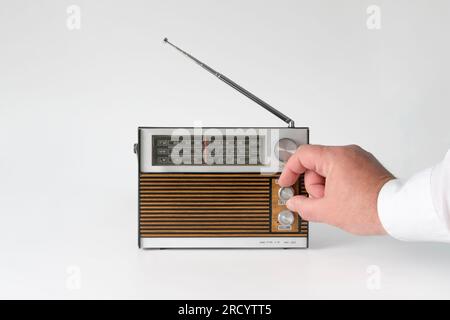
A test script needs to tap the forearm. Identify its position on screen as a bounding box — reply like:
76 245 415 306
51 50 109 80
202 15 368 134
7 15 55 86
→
378 151 450 242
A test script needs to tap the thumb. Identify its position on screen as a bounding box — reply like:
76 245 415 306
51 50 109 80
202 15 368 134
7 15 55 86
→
286 195 324 222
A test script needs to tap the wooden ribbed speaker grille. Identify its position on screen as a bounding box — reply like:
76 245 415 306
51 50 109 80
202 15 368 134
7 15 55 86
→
139 173 306 237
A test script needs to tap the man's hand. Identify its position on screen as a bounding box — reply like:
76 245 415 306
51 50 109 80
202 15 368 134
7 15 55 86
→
278 145 395 235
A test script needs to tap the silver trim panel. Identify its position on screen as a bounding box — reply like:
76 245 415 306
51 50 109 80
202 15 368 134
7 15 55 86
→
141 237 307 249
139 127 308 173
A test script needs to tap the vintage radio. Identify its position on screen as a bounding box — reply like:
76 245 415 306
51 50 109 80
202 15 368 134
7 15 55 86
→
134 39 309 248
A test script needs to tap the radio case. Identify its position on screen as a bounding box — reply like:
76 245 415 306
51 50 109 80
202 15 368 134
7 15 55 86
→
136 127 309 248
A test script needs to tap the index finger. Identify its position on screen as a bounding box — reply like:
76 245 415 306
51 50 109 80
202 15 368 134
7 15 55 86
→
278 144 328 187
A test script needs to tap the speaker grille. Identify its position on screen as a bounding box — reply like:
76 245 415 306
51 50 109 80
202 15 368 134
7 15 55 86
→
139 173 306 237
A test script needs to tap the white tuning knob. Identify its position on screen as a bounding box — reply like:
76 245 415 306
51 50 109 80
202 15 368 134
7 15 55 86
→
274 138 298 163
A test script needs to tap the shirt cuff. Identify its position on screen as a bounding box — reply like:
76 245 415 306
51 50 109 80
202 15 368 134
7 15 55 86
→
378 168 450 242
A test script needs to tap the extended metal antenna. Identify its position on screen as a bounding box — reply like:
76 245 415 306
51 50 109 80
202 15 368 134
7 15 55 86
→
163 38 295 128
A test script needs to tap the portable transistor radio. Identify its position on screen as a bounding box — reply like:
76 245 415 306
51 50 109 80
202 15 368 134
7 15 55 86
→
134 38 309 248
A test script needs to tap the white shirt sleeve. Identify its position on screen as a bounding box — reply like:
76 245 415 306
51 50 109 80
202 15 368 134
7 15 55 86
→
378 150 450 242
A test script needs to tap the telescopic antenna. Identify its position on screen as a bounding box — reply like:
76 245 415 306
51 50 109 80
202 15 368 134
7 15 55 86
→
163 38 295 128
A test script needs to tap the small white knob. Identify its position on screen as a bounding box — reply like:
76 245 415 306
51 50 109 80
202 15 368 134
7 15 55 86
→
278 210 295 226
278 187 295 201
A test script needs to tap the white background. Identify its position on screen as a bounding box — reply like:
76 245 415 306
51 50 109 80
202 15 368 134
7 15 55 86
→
1 0 450 299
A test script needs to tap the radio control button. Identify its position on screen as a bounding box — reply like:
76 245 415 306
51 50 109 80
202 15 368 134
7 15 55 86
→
278 187 295 201
275 138 298 163
278 210 295 226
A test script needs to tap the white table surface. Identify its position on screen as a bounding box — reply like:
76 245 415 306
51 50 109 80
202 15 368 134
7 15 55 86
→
1 0 450 299
3 220 450 299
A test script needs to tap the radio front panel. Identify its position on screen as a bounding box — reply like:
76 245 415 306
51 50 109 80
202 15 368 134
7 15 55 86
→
137 127 309 249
